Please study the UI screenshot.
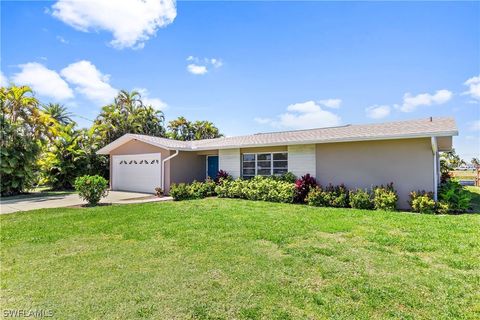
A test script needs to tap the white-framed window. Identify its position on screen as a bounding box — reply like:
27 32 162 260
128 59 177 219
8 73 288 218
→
242 152 288 178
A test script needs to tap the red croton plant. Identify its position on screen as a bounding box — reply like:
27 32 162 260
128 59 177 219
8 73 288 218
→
294 173 317 203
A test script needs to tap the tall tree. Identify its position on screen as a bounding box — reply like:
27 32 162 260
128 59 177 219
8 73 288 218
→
167 117 223 141
39 123 87 190
472 157 480 168
0 85 56 195
93 90 166 147
440 148 465 171
167 116 192 141
42 103 73 125
1 85 56 139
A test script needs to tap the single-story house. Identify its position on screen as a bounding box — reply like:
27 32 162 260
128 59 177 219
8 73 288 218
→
97 117 458 208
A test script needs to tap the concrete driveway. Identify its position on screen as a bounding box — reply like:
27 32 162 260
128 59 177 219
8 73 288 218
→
0 191 171 214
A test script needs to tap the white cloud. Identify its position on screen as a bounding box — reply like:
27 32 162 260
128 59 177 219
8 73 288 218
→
253 117 273 124
397 89 452 112
470 120 480 131
185 56 223 75
0 71 8 87
12 62 74 100
135 87 167 110
51 0 177 49
365 105 391 119
56 35 69 44
61 60 117 104
463 75 480 100
318 98 342 109
255 100 341 130
210 58 223 68
187 64 208 75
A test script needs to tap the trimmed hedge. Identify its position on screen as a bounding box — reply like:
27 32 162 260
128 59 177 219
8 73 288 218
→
169 173 471 215
170 179 216 201
306 184 349 208
216 176 295 203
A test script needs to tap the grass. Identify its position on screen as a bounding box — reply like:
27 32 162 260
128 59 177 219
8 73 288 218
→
1 199 479 319
466 186 480 213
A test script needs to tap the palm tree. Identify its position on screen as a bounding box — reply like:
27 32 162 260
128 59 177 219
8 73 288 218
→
93 90 166 146
0 85 38 123
42 103 73 125
0 85 56 139
115 90 142 113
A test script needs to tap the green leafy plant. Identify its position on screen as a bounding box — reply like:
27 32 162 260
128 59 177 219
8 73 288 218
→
373 183 398 211
0 118 40 196
39 124 88 190
74 175 109 206
170 179 218 201
169 183 191 201
409 190 436 214
189 179 217 199
215 176 295 203
278 172 297 183
306 186 328 207
306 184 350 208
349 188 374 210
438 179 471 214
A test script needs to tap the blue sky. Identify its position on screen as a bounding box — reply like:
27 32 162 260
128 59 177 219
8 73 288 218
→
1 1 479 160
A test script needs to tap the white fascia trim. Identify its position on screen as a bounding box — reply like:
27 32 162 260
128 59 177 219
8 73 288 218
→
97 130 458 154
192 131 459 151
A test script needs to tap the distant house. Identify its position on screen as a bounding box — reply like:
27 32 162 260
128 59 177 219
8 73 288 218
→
97 117 458 208
455 164 476 171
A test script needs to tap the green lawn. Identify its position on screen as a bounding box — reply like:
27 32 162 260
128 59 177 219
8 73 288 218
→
1 199 479 319
466 186 480 213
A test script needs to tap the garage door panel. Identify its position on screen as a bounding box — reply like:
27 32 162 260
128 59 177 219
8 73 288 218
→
112 154 161 194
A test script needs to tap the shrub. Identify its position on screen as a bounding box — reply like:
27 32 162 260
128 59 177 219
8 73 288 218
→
294 174 317 203
438 179 471 214
215 176 295 203
409 190 436 214
1 118 41 196
306 184 350 208
306 187 328 207
279 172 297 183
349 188 374 209
74 175 109 206
373 183 398 211
169 183 191 201
189 179 217 198
170 179 218 201
215 170 231 183
324 184 349 207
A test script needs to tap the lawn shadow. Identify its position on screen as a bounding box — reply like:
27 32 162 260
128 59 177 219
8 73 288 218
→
465 186 480 213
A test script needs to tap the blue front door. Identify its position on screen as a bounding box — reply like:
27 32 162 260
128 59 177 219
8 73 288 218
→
207 156 219 179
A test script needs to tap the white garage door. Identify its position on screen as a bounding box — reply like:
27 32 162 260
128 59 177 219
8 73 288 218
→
112 153 161 194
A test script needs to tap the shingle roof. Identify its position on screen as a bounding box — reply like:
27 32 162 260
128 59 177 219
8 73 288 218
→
97 117 457 154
